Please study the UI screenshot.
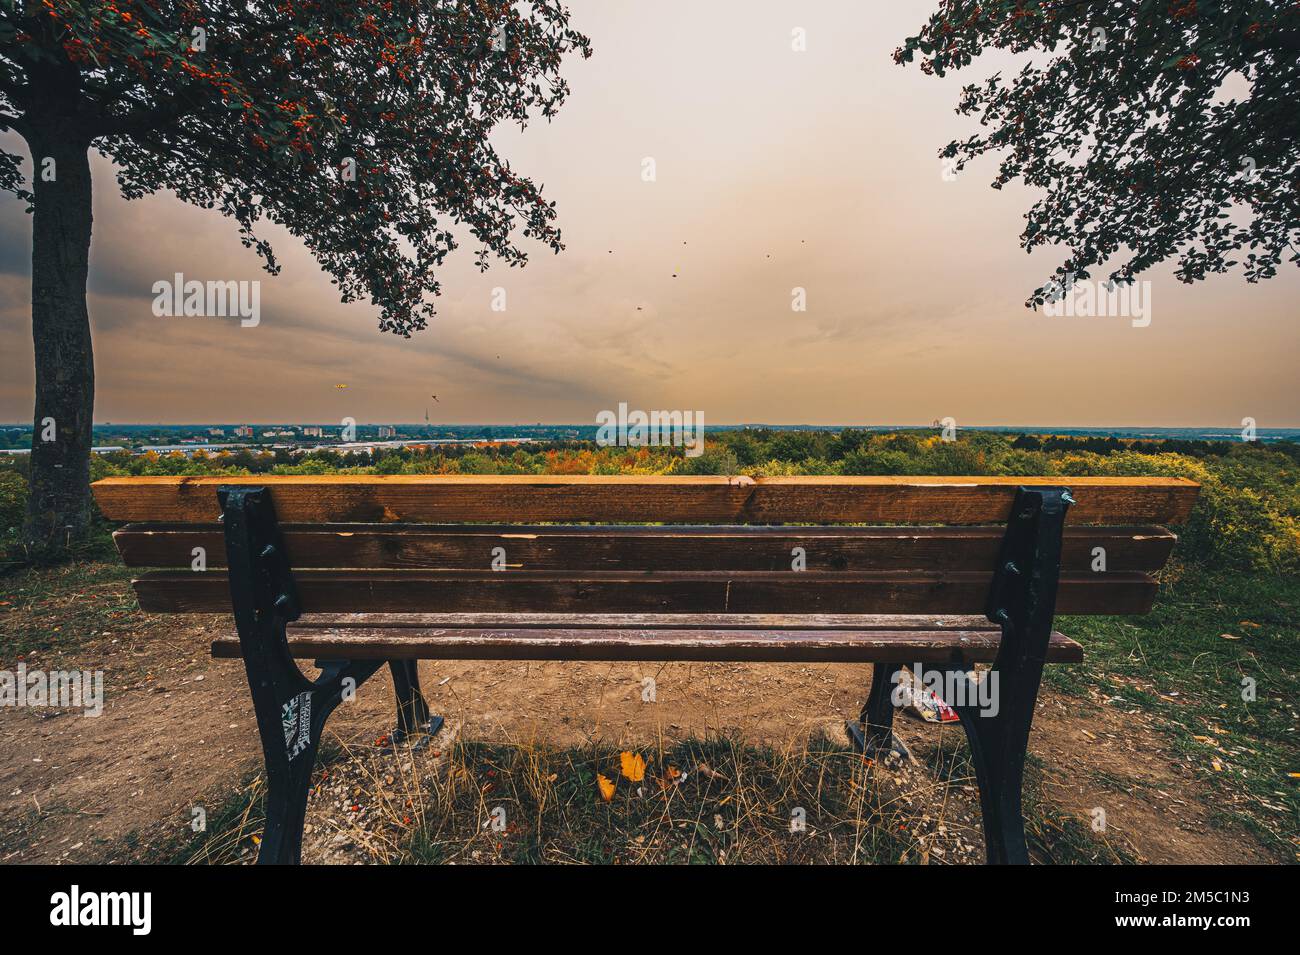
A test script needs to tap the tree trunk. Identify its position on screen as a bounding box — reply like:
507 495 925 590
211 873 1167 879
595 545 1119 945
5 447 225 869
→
22 125 95 557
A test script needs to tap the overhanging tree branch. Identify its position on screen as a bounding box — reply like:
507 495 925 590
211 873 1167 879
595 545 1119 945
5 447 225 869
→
899 0 1300 300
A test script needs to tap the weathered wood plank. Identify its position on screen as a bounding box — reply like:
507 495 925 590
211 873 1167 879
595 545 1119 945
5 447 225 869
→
91 475 1200 525
112 522 1177 573
743 476 1198 525
288 612 1021 630
133 569 1157 615
210 626 1084 664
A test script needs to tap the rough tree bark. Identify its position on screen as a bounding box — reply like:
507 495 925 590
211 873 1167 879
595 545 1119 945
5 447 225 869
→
21 117 95 557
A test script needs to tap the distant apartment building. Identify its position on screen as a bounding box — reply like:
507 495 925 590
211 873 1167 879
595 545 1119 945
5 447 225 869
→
233 425 253 438
207 427 225 437
302 426 324 438
378 425 397 439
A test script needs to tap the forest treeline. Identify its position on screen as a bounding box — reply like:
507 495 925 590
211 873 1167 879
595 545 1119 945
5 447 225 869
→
2 430 1297 574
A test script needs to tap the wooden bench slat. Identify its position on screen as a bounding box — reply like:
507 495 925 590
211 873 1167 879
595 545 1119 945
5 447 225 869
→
288 612 1026 630
134 569 1157 615
210 626 1084 664
91 475 1200 525
112 523 1177 573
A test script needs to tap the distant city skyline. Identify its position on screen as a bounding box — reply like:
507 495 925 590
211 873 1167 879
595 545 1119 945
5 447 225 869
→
2 1 1297 427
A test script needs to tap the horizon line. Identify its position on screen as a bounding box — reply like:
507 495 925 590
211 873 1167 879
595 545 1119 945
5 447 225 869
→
4 422 1299 432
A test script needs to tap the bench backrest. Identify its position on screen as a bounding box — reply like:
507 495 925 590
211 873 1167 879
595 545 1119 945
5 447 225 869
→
93 475 1198 617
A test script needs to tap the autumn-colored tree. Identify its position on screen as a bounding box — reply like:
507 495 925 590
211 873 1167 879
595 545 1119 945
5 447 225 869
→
898 1 1299 303
0 0 590 554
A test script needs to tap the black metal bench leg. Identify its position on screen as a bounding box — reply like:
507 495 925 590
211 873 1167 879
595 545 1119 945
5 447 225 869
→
388 659 444 749
947 664 1039 864
946 485 1071 865
846 661 903 756
256 659 381 864
220 485 384 864
258 737 317 865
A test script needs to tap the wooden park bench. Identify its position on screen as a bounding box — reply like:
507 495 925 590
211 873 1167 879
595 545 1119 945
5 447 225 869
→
92 474 1198 865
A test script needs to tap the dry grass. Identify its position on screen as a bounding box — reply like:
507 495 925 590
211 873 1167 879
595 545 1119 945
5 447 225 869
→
175 728 1135 865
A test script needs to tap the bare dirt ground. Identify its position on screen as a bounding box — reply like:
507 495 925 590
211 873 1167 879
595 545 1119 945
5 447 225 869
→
0 604 1276 864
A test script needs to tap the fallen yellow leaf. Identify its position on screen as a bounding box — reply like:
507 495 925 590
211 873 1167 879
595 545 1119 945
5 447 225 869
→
620 751 646 783
597 773 616 802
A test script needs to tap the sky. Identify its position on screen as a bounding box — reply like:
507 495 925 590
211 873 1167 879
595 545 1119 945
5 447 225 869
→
1 0 1297 427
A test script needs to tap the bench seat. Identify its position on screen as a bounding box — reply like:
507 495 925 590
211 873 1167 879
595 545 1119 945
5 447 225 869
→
210 612 1084 663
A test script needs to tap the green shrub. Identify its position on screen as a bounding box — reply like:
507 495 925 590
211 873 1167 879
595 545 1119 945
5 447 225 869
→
676 449 740 476
840 449 917 475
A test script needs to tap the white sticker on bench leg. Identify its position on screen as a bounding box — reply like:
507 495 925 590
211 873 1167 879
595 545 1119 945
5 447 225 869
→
282 691 313 761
